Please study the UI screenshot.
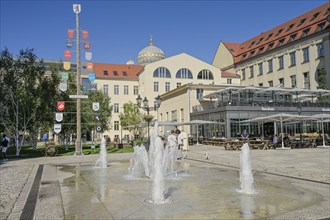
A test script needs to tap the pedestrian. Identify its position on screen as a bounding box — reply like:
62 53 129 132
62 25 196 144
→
1 134 10 161
272 134 278 144
241 129 249 141
176 129 182 160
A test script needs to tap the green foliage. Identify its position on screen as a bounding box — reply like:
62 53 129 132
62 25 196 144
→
317 68 329 102
0 48 61 150
5 144 133 159
317 68 328 90
119 101 143 127
119 101 146 138
80 91 112 133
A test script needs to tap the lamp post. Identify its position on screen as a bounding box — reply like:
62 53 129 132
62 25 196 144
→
297 102 302 143
136 95 161 141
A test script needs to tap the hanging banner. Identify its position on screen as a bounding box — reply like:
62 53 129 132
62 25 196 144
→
84 42 90 50
82 30 89 39
68 30 74 39
92 102 100 111
66 40 73 48
96 125 102 132
86 62 93 71
94 114 100 121
55 113 63 122
57 101 65 111
63 62 71 70
59 82 68 92
64 50 72 59
90 83 97 92
61 72 69 81
54 124 62 134
73 4 81 14
85 52 92 61
88 73 95 81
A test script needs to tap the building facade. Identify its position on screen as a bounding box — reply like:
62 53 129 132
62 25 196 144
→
213 3 330 89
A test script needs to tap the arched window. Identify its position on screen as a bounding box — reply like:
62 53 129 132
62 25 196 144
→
176 68 193 79
197 69 213 80
153 67 171 78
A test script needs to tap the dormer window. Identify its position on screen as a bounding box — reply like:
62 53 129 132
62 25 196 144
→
317 22 326 31
242 54 247 59
248 41 255 48
289 33 297 42
113 71 118 76
267 43 274 50
103 70 108 75
256 38 264 45
297 18 307 27
302 28 310 37
122 71 127 76
310 12 320 21
266 33 273 41
286 24 295 32
278 38 285 46
275 29 283 37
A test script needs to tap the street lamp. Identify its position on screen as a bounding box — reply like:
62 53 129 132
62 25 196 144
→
297 102 302 143
136 95 161 141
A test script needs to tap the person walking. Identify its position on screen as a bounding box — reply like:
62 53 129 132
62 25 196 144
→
176 129 182 160
241 129 249 142
1 134 10 161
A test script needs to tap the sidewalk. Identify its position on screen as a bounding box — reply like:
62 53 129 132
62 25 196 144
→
0 145 329 219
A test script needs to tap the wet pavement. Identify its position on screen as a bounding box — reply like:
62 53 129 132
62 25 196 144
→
0 145 329 219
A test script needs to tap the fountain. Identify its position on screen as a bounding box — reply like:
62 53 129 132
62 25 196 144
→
128 144 149 177
238 143 257 194
95 137 108 168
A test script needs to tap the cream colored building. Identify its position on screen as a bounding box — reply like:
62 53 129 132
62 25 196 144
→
213 3 330 89
93 63 143 141
93 40 240 141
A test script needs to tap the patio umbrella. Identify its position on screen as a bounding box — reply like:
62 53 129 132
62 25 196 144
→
242 113 311 149
307 114 330 148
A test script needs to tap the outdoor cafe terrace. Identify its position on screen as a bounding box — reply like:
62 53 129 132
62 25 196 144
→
193 87 330 112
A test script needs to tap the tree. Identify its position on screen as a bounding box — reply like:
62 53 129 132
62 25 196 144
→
55 72 112 146
317 68 329 101
119 101 146 139
0 48 61 155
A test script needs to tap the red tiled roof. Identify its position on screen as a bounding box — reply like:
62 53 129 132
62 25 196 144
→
93 63 144 80
224 3 330 64
221 71 240 78
223 42 241 56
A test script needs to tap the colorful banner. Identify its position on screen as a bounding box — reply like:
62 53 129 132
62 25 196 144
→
64 50 72 60
82 30 89 39
54 124 62 134
85 52 92 61
90 83 97 92
68 30 74 39
95 125 102 132
63 62 71 70
84 42 90 50
55 113 63 122
92 102 99 111
57 101 65 111
61 72 69 81
88 73 95 81
59 82 68 92
86 62 93 71
66 40 73 48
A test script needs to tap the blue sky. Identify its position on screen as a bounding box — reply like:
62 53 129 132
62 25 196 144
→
0 0 328 64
